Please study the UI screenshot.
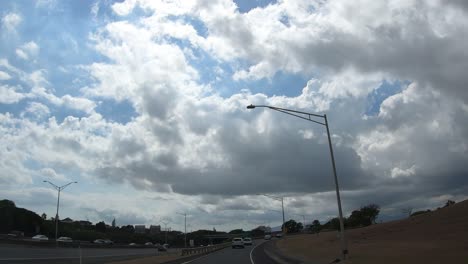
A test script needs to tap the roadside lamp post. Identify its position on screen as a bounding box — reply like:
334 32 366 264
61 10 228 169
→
43 180 78 245
294 214 307 227
259 194 285 234
161 219 171 245
177 212 187 248
247 104 348 260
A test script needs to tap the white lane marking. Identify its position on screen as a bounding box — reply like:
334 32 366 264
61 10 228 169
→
250 240 266 264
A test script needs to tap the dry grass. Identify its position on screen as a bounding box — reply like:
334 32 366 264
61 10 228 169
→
277 199 468 264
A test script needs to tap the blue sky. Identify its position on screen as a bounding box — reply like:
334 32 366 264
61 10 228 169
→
1 0 467 232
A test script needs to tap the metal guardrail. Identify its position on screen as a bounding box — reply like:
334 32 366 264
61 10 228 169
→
180 242 230 256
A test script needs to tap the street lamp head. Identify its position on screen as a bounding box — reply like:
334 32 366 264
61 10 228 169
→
73 181 78 183
246 104 256 109
43 180 47 182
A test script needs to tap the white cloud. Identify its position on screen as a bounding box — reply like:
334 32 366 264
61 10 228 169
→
16 41 40 60
91 1 100 19
21 102 50 120
35 0 58 9
1 13 22 32
0 71 11 80
0 85 26 104
40 168 70 182
1 0 467 230
15 49 28 60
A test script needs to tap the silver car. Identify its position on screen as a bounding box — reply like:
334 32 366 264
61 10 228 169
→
232 237 244 249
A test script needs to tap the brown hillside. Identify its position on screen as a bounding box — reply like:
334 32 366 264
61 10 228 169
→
276 199 468 264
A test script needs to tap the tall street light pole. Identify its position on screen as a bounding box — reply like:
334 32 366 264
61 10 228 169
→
161 220 171 245
177 213 187 248
43 180 78 245
259 194 285 234
247 104 348 260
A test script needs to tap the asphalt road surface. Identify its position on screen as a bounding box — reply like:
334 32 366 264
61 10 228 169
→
0 240 279 264
0 244 162 264
166 240 278 264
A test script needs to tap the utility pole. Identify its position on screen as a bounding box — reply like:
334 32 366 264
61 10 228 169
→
43 180 77 246
177 213 187 248
247 104 348 260
161 219 170 245
259 194 286 234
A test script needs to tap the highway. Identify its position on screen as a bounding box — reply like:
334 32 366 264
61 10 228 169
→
166 240 277 264
0 240 280 264
0 244 161 264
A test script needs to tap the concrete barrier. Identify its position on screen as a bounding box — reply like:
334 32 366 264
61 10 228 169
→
180 242 230 256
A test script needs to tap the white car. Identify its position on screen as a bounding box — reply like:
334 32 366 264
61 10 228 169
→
32 235 48 241
94 239 106 244
231 237 244 249
243 237 253 245
145 242 153 246
264 234 272 240
57 237 73 242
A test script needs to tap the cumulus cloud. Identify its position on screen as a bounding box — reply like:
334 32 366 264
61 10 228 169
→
0 85 26 104
0 0 467 230
0 71 12 80
15 41 40 60
1 12 22 32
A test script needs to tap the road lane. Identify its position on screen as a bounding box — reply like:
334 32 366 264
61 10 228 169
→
166 240 278 264
0 244 163 264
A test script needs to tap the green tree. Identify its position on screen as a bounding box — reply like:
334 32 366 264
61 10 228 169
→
360 204 380 226
41 213 47 220
228 229 244 234
96 221 106 233
323 217 341 230
346 210 364 227
0 199 16 208
311 219 321 233
0 200 43 234
250 227 265 237
444 200 455 208
282 219 302 233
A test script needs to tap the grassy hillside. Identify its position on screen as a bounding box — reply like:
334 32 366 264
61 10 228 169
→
276 199 468 264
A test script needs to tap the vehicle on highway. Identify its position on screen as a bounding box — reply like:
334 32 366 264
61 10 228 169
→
94 239 106 244
264 234 272 240
129 243 138 246
243 237 253 245
145 242 153 246
232 237 244 249
104 239 114 245
155 244 167 251
163 243 169 248
32 235 48 241
275 233 283 238
57 237 73 242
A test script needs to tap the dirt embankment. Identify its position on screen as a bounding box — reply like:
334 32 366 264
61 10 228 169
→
276 199 468 264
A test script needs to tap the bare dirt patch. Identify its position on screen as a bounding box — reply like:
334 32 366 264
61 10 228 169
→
276 199 468 264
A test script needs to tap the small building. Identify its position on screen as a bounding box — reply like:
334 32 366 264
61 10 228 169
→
149 225 161 234
76 220 92 226
134 225 146 234
62 217 74 224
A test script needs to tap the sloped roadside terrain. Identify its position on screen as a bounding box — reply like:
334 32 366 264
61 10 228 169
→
276 199 468 264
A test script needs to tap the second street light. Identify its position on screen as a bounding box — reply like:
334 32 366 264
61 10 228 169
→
259 194 285 234
177 212 187 248
247 104 348 260
43 180 78 245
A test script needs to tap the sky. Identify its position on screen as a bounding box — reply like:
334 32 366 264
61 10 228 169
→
1 0 468 232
